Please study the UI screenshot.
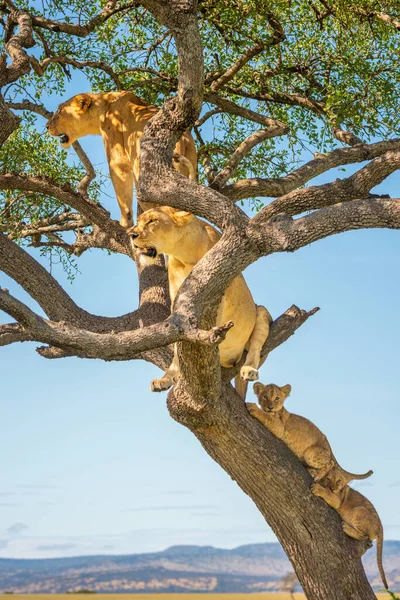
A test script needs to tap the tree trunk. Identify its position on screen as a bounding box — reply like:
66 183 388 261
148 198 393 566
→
168 380 376 600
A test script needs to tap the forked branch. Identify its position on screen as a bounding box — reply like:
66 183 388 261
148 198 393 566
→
254 150 400 222
223 138 400 201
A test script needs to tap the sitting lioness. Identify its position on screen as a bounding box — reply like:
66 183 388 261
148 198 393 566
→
312 481 388 589
128 206 272 396
248 383 373 489
46 91 197 227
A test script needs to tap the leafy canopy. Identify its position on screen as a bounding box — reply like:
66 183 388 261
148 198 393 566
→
1 0 399 262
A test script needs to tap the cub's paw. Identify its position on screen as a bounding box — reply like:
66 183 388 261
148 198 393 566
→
246 402 259 416
240 366 259 381
150 378 173 392
311 483 325 497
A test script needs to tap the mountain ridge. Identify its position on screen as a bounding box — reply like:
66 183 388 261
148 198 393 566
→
0 541 398 593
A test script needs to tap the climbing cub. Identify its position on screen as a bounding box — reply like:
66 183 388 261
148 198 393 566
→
312 480 388 589
128 206 272 397
247 383 373 489
46 91 197 227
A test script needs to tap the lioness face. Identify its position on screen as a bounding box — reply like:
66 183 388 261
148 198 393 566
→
46 94 93 148
127 207 193 255
253 383 291 412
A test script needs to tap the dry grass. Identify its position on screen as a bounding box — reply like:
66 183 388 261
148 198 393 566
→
0 594 390 599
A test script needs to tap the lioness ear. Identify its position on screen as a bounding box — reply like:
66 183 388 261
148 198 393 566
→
75 94 92 112
281 384 291 397
253 382 264 396
170 210 193 227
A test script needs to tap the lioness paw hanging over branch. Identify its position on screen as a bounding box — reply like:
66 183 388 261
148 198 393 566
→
46 91 197 227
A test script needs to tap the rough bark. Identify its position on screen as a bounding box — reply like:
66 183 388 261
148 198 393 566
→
171 383 376 600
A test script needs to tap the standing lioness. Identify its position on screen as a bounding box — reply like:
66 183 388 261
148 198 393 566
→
128 206 272 397
46 91 197 227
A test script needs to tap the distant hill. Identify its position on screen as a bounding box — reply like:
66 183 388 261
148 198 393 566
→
0 541 399 593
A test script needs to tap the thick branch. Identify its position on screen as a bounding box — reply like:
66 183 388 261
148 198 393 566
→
139 0 203 153
275 197 400 252
356 8 400 31
6 99 51 118
373 10 400 30
331 126 362 146
29 0 138 37
0 286 234 358
0 322 32 346
0 232 94 324
0 233 169 331
0 173 128 247
224 138 400 202
142 164 249 230
30 56 122 89
256 149 400 222
1 10 35 85
222 305 320 383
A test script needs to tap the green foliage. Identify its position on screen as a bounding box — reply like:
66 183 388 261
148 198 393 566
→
0 117 101 279
1 0 399 263
0 118 101 229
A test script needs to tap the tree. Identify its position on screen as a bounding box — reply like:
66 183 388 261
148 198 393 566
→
1 0 399 597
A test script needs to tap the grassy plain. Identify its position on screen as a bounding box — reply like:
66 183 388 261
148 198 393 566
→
0 594 390 599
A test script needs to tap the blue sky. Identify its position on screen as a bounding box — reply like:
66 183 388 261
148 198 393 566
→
0 74 400 559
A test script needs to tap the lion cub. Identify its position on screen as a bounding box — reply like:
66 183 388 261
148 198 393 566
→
128 206 272 396
312 480 388 589
247 383 373 489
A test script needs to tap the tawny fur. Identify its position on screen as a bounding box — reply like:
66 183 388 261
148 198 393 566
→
128 206 272 396
247 383 373 489
46 91 197 227
312 481 388 589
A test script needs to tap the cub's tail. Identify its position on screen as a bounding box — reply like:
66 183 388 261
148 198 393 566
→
344 469 373 481
173 153 196 180
377 524 388 589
